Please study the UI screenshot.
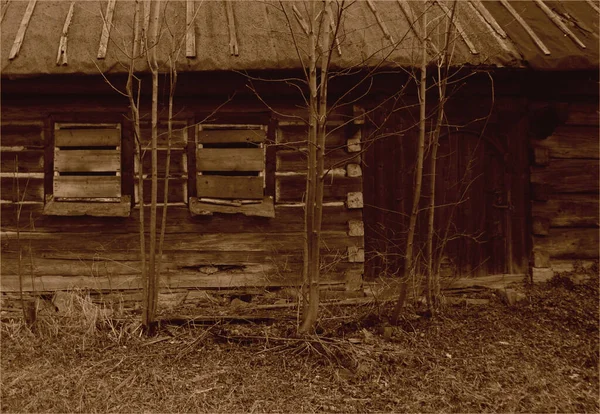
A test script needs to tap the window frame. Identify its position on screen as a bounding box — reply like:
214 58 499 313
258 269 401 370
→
43 119 131 217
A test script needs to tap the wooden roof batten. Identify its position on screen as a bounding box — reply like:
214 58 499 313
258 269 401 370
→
533 0 586 49
366 0 396 46
292 4 309 36
435 0 479 55
500 0 551 55
585 0 600 14
56 2 75 66
225 1 239 56
328 2 342 56
468 0 507 39
8 0 36 60
97 0 116 59
186 0 197 58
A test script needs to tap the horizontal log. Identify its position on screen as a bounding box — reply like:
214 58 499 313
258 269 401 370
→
55 149 120 172
190 196 274 218
139 124 188 147
197 175 263 199
197 148 263 172
54 176 121 198
0 123 44 148
531 159 599 193
532 196 599 227
276 175 361 202
0 261 361 292
536 126 599 159
55 128 120 147
276 148 360 172
0 230 363 254
0 150 44 173
565 103 599 126
140 178 186 203
277 125 346 148
198 128 265 144
42 196 131 217
535 228 599 259
0 177 44 202
0 204 362 234
140 149 187 175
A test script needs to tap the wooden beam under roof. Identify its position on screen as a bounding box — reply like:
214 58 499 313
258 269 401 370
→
367 0 395 45
500 0 551 55
435 0 478 55
97 0 116 59
56 2 75 66
533 0 586 49
9 0 36 60
225 1 239 56
186 0 197 58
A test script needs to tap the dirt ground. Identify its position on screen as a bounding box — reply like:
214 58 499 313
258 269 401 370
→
1 271 598 413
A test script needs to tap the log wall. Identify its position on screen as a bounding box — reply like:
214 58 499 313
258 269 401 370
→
530 101 599 278
0 97 364 300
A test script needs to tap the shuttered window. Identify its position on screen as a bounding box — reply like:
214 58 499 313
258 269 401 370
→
196 125 266 201
43 123 130 216
189 124 275 217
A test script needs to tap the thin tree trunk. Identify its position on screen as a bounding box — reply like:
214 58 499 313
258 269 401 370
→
391 6 428 324
300 0 331 334
300 0 318 332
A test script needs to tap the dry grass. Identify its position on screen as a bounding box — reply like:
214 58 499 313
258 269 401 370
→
1 270 598 413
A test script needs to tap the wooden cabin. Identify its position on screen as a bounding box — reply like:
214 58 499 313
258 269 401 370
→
1 1 598 310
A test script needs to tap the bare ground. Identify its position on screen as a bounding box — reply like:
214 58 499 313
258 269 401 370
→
1 270 598 413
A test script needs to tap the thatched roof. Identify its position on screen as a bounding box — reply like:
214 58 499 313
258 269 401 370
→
1 1 598 78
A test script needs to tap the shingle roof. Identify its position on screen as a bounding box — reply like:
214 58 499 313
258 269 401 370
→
1 1 598 78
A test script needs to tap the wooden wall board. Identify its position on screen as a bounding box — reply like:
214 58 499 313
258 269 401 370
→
531 159 599 193
54 149 120 172
532 196 599 227
0 123 44 148
0 177 44 202
197 175 263 199
197 148 263 172
140 150 187 175
276 148 360 172
277 125 346 148
54 176 120 198
535 228 599 259
1 204 362 234
197 129 265 144
536 126 599 159
55 128 120 147
276 175 361 202
0 150 44 173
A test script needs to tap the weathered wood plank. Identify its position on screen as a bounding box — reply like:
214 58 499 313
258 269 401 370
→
55 149 120 172
55 128 120 147
0 150 44 173
140 177 186 203
565 103 599 126
0 204 362 234
198 129 265 144
139 124 188 147
276 175 361 202
43 196 130 217
531 159 599 193
0 177 44 202
0 123 44 148
197 175 263 199
276 149 360 172
54 176 120 198
0 231 363 254
532 196 599 227
197 148 263 171
190 196 274 218
535 228 599 259
140 149 187 175
536 126 599 159
278 125 346 148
